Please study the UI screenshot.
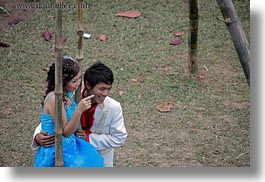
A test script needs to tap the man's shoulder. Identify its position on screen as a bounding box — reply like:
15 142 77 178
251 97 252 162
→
105 96 121 108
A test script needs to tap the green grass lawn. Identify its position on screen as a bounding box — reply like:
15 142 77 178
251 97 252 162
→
0 0 249 167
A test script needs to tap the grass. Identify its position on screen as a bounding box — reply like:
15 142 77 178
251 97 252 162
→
0 0 250 167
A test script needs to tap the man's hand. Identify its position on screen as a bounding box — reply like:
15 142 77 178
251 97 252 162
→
35 131 54 147
75 129 87 140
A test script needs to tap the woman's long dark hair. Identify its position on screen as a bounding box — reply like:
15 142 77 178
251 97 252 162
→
42 56 80 105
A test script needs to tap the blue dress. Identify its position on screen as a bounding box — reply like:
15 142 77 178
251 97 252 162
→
33 94 104 167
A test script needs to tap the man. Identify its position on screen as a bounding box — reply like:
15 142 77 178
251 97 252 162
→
32 61 127 167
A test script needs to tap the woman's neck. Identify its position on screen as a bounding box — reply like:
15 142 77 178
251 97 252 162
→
65 91 75 99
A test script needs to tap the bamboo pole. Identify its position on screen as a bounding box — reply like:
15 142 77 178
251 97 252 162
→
188 0 199 75
76 0 84 129
54 0 64 167
76 0 84 103
216 0 250 87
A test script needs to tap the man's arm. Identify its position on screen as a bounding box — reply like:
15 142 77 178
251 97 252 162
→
31 124 41 150
31 124 55 150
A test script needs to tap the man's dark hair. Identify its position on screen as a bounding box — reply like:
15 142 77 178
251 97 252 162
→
84 61 114 88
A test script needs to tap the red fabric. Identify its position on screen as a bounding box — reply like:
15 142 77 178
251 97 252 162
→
81 89 97 142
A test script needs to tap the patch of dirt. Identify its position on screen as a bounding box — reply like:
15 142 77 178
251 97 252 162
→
0 0 35 30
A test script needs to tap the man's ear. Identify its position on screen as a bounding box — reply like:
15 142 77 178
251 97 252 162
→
85 81 91 90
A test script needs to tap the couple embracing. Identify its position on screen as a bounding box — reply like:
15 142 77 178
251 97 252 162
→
32 56 127 167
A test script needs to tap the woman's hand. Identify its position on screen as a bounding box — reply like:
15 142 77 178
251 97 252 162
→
76 95 94 113
62 95 94 138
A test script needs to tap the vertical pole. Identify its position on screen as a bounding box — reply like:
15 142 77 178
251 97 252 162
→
76 0 84 129
54 0 64 167
76 0 84 103
216 0 250 87
188 0 199 75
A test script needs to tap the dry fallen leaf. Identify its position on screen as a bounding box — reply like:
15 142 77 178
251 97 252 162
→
98 34 108 41
115 10 141 18
169 39 182 46
156 102 174 112
0 41 10 47
42 66 50 72
131 78 138 83
8 18 23 25
173 31 183 37
42 31 52 41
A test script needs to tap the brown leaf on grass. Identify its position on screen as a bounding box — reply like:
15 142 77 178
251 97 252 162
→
0 41 10 47
131 78 138 83
173 31 183 37
156 102 174 112
42 31 52 41
8 18 22 25
42 66 50 72
169 39 182 46
98 34 108 41
115 10 141 18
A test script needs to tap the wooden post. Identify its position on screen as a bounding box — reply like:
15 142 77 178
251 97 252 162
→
216 0 250 87
188 0 199 75
76 0 84 103
54 0 64 167
76 0 84 129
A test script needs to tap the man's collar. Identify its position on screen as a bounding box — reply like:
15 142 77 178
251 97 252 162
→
97 96 109 109
98 103 104 108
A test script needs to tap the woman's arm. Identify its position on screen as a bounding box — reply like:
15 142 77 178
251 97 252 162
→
47 94 94 137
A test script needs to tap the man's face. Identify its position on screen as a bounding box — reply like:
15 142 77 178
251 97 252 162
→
87 82 112 104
